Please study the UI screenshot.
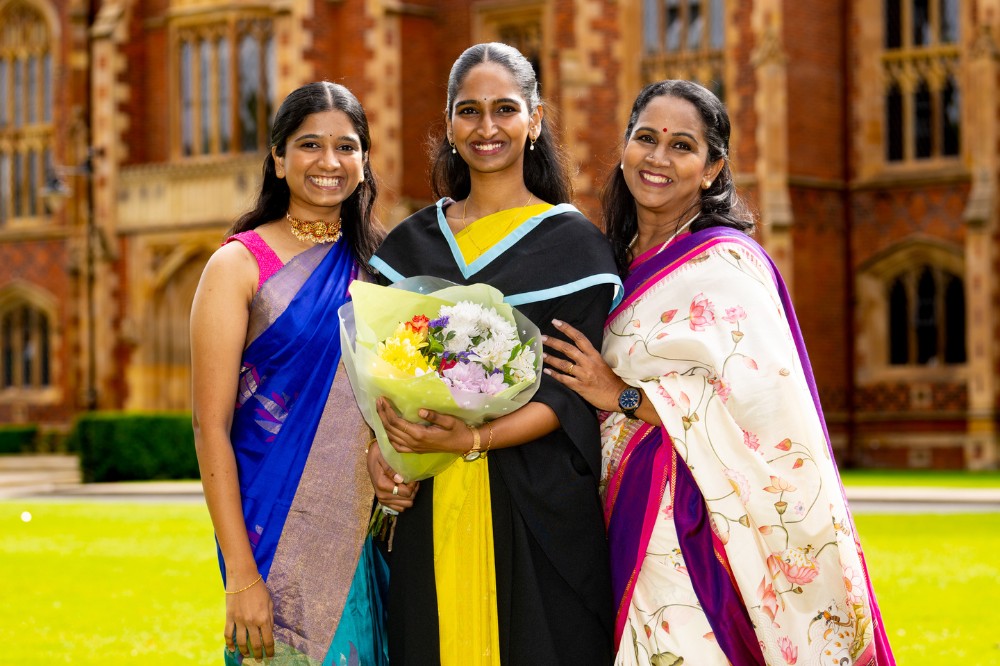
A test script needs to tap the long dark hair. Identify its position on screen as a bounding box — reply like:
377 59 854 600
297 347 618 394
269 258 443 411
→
429 42 573 205
602 80 754 275
230 81 382 265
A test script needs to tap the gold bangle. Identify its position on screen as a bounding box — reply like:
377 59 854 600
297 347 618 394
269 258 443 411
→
484 422 494 453
225 573 262 595
364 436 377 454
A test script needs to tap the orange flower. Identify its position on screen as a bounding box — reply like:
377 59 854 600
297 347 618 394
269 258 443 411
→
763 475 797 493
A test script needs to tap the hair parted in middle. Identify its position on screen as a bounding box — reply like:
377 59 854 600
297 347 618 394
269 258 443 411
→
229 81 383 265
430 42 574 205
602 79 755 275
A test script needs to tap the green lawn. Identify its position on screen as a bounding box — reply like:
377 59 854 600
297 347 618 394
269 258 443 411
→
840 469 1000 488
3 502 221 664
3 501 999 664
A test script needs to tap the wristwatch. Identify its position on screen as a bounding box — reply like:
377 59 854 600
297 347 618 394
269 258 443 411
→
463 444 482 462
618 386 642 419
463 425 483 462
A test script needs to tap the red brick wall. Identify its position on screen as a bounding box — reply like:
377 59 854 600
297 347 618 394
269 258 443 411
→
784 1 845 181
0 241 74 423
119 0 170 165
789 188 849 413
729 1 757 170
398 8 444 203
851 183 969 265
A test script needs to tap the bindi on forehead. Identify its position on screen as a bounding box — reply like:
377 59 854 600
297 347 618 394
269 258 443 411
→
662 127 669 133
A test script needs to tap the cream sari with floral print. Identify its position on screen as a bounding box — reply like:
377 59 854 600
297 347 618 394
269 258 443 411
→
601 228 893 666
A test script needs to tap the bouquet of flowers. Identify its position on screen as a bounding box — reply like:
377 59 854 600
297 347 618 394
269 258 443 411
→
339 277 542 481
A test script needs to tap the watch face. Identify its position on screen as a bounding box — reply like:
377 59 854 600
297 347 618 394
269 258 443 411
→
619 387 641 410
463 450 482 462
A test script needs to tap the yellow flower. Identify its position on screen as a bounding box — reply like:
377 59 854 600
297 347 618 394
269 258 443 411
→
377 334 433 375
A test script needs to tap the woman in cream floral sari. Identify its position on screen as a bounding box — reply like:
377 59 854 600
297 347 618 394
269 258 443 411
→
544 80 894 666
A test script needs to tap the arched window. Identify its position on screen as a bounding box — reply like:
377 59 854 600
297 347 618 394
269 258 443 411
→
0 300 52 389
174 13 275 158
887 265 966 366
641 0 726 97
0 1 54 225
882 0 961 163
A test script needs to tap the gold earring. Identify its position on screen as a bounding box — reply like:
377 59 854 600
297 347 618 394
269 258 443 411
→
449 139 456 154
702 180 712 189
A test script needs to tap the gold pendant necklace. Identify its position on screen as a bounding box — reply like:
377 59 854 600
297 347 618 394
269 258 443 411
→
460 191 535 253
286 211 342 244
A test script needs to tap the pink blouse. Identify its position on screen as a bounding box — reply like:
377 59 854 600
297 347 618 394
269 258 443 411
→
225 230 284 292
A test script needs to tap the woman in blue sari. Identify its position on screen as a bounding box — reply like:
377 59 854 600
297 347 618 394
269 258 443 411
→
191 82 405 665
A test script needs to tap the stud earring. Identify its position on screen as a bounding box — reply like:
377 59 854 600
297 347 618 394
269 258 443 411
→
702 180 713 190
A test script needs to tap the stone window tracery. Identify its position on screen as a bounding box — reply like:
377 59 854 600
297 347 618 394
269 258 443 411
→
0 298 52 390
173 13 275 158
882 0 961 163
0 1 54 225
641 0 725 99
887 265 966 366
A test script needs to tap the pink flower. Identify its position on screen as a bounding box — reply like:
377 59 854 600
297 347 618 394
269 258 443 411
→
722 306 747 323
711 376 732 403
763 475 797 493
843 565 865 605
757 578 779 623
769 548 820 585
777 636 798 664
725 468 751 504
743 430 760 451
688 293 716 331
661 502 674 519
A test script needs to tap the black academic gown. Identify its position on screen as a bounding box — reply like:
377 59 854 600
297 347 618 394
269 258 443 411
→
370 200 620 666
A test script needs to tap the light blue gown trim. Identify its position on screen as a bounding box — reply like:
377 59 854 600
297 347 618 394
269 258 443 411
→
368 256 405 283
433 198 580 279
372 199 624 311
505 273 624 310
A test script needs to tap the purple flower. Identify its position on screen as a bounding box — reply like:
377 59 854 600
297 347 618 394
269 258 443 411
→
428 315 450 328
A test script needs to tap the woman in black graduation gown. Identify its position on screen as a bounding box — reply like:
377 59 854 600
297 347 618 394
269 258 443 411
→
366 42 621 666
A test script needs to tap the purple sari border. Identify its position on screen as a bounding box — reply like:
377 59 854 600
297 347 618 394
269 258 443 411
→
608 228 777 325
604 225 893 664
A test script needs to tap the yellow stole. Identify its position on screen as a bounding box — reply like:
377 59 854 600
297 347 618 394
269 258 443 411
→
435 203 551 665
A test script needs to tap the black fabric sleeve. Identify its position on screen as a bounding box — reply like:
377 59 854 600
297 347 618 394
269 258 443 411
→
525 282 616 479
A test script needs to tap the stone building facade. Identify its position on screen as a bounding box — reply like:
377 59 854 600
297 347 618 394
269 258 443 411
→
1 0 997 468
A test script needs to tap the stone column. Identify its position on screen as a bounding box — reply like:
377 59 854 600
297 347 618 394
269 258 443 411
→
88 1 127 409
962 3 999 469
364 0 403 223
751 2 795 293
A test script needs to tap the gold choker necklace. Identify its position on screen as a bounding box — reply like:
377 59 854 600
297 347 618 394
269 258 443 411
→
286 211 342 244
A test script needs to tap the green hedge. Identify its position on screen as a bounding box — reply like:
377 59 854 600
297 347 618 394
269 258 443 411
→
74 412 199 483
0 425 39 454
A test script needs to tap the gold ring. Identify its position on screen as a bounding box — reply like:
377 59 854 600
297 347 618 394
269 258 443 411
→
568 363 575 375
392 484 399 496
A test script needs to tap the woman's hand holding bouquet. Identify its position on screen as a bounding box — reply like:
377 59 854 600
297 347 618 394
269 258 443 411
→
340 277 542 483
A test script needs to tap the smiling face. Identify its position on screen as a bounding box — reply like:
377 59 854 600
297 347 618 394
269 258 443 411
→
621 94 723 222
446 62 541 179
272 109 366 220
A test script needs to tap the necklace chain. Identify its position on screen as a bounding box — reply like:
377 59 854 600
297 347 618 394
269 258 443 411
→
461 191 535 232
629 211 700 258
286 211 343 244
460 191 536 253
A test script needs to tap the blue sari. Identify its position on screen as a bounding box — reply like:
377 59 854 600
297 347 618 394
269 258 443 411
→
222 240 388 665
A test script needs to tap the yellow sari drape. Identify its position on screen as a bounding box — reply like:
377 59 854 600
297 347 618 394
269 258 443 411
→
434 203 551 665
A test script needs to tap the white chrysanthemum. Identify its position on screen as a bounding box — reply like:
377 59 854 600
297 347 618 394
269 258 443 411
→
472 334 517 369
508 347 537 382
